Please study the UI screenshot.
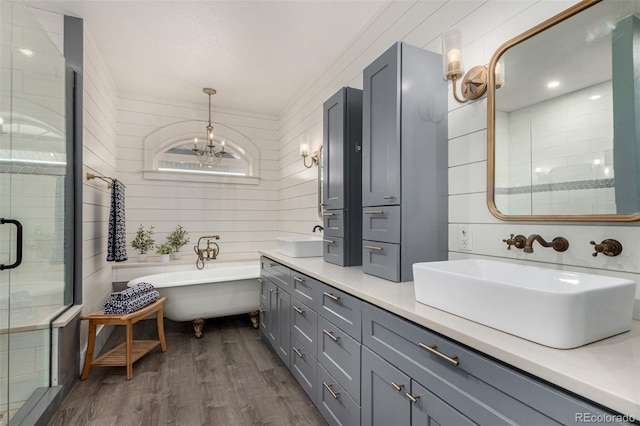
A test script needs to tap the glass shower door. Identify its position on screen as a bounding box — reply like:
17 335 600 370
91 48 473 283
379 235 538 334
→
0 0 69 422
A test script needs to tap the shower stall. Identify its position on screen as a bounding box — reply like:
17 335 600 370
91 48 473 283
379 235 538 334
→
0 0 74 423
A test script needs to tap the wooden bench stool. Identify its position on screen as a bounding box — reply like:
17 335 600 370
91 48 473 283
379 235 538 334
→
80 296 168 380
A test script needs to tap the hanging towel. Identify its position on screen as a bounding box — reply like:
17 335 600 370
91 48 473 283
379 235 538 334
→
107 179 128 262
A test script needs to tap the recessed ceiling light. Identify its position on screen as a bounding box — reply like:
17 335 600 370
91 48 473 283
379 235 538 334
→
590 94 601 100
19 48 33 57
593 159 601 165
547 81 560 89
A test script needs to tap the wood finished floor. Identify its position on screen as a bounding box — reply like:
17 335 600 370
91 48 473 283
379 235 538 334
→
49 316 327 426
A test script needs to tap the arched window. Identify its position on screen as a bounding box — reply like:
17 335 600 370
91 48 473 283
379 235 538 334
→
143 121 260 185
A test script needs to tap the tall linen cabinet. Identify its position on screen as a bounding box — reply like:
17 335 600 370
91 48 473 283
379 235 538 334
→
362 42 448 282
322 87 363 266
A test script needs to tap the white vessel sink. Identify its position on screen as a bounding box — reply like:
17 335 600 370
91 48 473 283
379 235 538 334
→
413 259 636 349
276 236 323 258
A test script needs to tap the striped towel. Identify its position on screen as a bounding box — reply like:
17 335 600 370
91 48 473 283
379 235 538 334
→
109 282 155 301
104 290 160 315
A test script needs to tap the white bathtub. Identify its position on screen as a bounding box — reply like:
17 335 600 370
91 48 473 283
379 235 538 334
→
127 262 261 322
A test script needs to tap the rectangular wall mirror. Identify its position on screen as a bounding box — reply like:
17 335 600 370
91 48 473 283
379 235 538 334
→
487 0 640 221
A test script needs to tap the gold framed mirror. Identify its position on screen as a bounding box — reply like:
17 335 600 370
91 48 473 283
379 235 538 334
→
487 0 640 221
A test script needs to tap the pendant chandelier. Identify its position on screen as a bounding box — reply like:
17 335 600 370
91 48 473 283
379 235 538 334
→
192 87 226 166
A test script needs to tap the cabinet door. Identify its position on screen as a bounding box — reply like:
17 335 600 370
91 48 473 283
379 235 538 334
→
363 43 401 207
410 380 477 426
362 347 410 426
276 288 291 367
323 88 346 210
259 276 269 307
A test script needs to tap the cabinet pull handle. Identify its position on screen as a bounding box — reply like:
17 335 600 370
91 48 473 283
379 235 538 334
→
323 381 340 399
257 278 263 283
364 245 383 251
418 342 459 366
364 210 384 215
323 239 335 244
293 276 304 283
269 288 279 294
406 393 420 403
259 307 266 313
323 291 340 301
293 306 304 315
322 212 335 216
323 329 340 341
391 382 404 391
293 346 305 358
268 262 276 267
383 195 395 200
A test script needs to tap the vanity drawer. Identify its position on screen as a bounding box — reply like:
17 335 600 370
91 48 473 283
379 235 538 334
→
318 316 361 403
362 240 400 282
261 257 290 291
290 272 320 311
323 209 344 238
362 304 614 425
323 236 345 266
291 297 318 357
317 281 361 341
362 205 400 243
317 364 361 426
291 335 317 405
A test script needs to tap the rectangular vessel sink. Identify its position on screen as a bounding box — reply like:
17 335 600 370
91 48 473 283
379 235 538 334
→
413 259 636 349
276 236 323 258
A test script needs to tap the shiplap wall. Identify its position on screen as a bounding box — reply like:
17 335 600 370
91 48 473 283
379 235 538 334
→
115 98 279 262
82 31 120 332
275 0 640 317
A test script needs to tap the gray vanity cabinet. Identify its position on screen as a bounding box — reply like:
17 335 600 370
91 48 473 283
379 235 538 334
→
362 346 476 426
362 41 448 282
322 87 363 267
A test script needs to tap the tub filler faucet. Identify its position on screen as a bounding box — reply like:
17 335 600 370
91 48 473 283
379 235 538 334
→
194 235 220 270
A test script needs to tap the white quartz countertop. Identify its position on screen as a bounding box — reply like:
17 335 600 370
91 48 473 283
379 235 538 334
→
260 250 640 419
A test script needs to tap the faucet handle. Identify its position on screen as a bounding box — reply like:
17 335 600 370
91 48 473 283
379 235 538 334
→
503 234 526 250
590 239 623 257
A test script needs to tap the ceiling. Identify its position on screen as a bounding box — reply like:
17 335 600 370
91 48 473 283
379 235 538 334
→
26 1 388 118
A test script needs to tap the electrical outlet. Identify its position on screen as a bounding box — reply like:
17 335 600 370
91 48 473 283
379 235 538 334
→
457 225 472 250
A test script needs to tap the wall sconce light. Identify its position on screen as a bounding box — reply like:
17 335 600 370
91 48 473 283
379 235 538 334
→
300 135 320 168
442 30 505 103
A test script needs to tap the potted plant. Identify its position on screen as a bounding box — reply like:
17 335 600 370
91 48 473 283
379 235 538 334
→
131 225 155 262
156 242 173 263
167 224 190 260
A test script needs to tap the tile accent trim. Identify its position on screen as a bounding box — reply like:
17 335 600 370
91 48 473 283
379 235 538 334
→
495 179 615 195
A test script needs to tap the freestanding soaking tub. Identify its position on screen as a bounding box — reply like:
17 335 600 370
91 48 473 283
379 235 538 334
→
127 262 261 337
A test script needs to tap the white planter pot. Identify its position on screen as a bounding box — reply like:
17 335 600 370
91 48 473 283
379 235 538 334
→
159 254 170 263
137 253 147 262
171 252 181 260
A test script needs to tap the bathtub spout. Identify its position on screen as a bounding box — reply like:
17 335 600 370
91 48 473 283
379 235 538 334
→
192 318 205 338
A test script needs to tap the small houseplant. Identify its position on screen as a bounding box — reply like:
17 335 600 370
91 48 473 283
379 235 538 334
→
155 242 173 263
131 225 155 262
167 224 190 260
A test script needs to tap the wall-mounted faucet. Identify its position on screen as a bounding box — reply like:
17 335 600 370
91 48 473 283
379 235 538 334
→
590 239 623 257
194 235 220 269
523 234 569 253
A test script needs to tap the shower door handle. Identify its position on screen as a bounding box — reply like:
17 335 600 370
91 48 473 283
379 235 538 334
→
0 218 23 270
